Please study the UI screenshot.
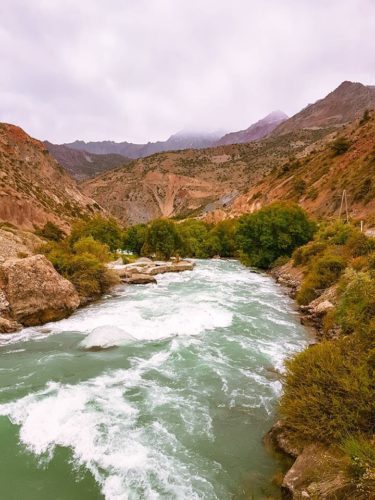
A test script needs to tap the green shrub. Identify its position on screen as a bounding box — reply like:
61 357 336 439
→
335 269 375 334
359 109 371 125
346 232 375 257
280 337 374 444
292 178 306 196
342 436 375 495
36 221 65 242
237 202 316 269
41 237 118 301
331 137 350 156
297 249 347 304
70 216 123 251
318 221 357 245
73 236 112 262
293 240 327 266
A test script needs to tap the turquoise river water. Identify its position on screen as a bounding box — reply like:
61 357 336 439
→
0 259 308 499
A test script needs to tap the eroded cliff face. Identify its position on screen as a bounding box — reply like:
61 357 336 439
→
0 123 103 231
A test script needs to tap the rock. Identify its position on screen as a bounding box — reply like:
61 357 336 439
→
281 444 350 499
264 420 302 458
135 257 153 264
107 258 123 267
0 316 22 333
0 255 80 326
147 261 194 275
270 262 303 298
314 300 334 315
122 273 157 284
108 259 194 281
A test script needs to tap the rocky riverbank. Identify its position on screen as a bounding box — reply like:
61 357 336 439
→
108 257 195 284
270 261 339 340
0 254 194 334
268 261 350 499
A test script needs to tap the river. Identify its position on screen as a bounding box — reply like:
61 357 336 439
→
0 259 307 499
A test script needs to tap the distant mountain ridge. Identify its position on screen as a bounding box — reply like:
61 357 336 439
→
216 111 288 145
273 81 375 135
43 141 129 180
63 130 226 159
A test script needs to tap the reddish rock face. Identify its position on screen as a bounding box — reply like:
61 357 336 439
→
0 123 103 231
0 254 80 326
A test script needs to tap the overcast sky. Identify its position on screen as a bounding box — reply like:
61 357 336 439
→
1 0 374 143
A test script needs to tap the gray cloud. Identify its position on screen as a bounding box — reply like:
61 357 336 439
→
1 0 374 143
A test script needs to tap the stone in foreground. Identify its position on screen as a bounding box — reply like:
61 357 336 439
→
0 255 80 326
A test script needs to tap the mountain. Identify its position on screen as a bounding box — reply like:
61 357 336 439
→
64 130 225 160
216 111 288 145
81 127 328 225
208 111 375 225
274 81 375 135
44 141 129 180
0 123 103 231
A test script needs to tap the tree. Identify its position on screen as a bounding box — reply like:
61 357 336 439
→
122 224 148 255
176 219 210 257
142 219 182 260
237 202 316 268
205 219 238 257
70 216 122 251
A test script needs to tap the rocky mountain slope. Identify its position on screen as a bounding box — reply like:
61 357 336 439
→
0 123 103 231
273 81 375 135
64 130 225 160
211 111 375 226
82 128 329 224
44 141 129 180
216 111 288 145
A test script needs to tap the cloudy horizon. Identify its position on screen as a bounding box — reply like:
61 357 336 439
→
1 0 374 144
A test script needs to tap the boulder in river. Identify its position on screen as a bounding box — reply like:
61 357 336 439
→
123 273 157 284
110 259 194 280
0 255 80 327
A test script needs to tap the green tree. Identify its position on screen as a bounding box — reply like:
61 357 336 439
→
70 216 122 251
142 219 182 260
176 219 210 257
205 219 238 257
122 224 148 255
237 202 316 268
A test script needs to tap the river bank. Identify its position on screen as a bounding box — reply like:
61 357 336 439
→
267 261 354 499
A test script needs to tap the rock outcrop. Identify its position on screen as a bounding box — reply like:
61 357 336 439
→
266 421 352 499
282 444 351 499
0 255 80 329
109 258 195 284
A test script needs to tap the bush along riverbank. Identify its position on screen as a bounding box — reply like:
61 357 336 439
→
269 222 375 499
